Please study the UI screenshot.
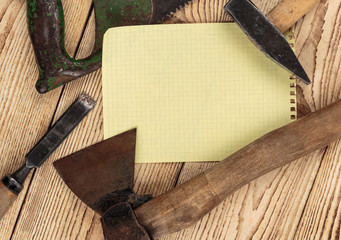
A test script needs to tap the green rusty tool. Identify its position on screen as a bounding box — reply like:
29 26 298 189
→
27 0 192 93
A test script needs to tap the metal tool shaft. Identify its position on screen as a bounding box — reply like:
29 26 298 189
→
225 0 311 84
26 93 96 168
0 92 96 220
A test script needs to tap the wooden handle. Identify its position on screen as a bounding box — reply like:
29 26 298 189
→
0 181 18 219
135 99 341 239
266 0 320 33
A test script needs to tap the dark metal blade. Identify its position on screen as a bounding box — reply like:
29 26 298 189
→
53 129 137 214
150 0 192 23
224 0 311 84
25 92 96 168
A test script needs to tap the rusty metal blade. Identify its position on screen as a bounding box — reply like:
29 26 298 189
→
225 0 311 84
150 0 192 23
53 129 137 214
101 203 151 240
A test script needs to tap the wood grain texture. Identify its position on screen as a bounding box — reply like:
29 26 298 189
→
295 141 341 240
267 0 320 33
295 0 341 110
163 152 323 240
293 0 341 239
0 182 18 220
136 98 341 239
0 0 94 239
0 0 339 239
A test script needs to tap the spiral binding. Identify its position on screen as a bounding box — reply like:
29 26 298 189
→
285 27 297 121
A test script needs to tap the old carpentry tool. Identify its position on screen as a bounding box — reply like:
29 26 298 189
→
27 0 193 94
54 98 341 239
225 0 320 84
27 0 318 94
0 92 96 220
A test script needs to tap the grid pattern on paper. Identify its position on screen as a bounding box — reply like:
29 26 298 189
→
102 23 294 163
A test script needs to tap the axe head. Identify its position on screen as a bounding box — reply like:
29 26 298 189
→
54 129 152 213
225 0 311 84
54 129 152 239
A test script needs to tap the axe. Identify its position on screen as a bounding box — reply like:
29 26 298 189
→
28 0 318 93
54 98 341 239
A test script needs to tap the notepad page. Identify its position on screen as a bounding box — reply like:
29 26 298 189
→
102 23 296 163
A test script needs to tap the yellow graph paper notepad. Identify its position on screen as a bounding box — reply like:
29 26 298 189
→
102 23 296 163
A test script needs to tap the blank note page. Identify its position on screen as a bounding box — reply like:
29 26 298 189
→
102 23 296 163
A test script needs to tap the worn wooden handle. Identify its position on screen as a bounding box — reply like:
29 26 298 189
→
136 99 341 239
134 1 322 238
0 182 17 219
267 0 320 33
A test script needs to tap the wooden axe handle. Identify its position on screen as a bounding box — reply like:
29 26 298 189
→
135 96 341 239
267 0 320 33
134 1 323 238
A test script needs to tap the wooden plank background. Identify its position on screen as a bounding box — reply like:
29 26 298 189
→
0 0 340 239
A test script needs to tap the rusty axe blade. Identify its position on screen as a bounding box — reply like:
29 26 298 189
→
54 129 145 215
225 0 311 84
54 129 153 239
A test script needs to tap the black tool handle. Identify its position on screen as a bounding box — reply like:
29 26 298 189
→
25 93 96 168
0 92 96 219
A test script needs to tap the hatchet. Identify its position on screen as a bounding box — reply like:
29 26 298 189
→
54 98 341 240
29 0 318 93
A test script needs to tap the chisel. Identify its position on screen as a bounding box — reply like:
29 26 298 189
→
0 92 96 219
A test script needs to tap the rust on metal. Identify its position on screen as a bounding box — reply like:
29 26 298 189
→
102 203 151 240
53 129 138 213
93 188 152 215
224 0 311 84
27 0 192 93
54 129 153 239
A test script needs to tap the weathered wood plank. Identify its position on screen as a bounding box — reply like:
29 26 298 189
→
0 0 93 239
294 0 341 238
11 0 325 239
7 6 98 238
295 0 341 109
2 0 340 239
0 2 59 239
163 152 323 240
295 141 341 240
